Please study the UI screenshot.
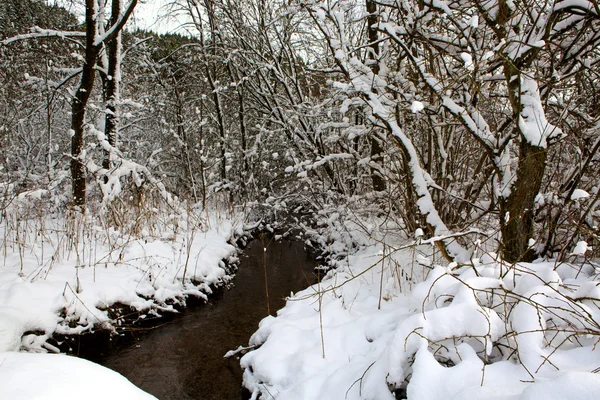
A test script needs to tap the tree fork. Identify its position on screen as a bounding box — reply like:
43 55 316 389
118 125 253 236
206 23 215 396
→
70 0 137 208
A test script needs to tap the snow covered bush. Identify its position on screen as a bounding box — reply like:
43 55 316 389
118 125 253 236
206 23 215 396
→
293 0 600 264
0 178 242 353
241 218 600 399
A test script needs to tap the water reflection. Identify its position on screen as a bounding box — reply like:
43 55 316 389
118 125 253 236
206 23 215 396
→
82 239 318 400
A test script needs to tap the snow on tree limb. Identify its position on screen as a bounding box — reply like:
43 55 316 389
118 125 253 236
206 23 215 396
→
1 27 85 46
311 4 470 262
518 76 563 148
93 0 138 47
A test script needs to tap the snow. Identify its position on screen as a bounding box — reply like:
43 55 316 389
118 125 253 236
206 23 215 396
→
2 1 599 397
411 101 424 113
440 96 495 148
0 197 244 397
460 52 474 70
571 189 590 200
0 352 156 399
0 210 240 353
1 27 86 46
518 76 562 148
553 0 597 12
468 15 479 28
241 219 600 400
323 22 469 261
522 372 600 400
571 241 590 256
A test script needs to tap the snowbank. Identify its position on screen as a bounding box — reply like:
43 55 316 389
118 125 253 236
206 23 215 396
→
0 352 156 399
0 211 241 353
241 222 600 399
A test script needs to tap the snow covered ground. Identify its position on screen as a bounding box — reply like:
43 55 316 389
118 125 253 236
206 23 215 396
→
0 351 157 399
241 220 600 399
2 194 599 400
0 210 241 353
0 198 242 398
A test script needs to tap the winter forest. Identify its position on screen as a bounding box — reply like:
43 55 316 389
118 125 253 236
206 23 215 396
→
0 0 599 398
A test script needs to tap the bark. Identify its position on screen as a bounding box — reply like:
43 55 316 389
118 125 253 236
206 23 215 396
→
206 70 227 182
397 145 420 233
500 64 548 262
366 0 386 192
71 0 137 207
500 140 547 262
71 0 97 207
198 102 207 209
102 0 122 170
174 86 198 203
203 0 227 182
238 86 249 198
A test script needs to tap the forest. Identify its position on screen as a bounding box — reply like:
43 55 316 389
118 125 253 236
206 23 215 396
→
0 0 599 399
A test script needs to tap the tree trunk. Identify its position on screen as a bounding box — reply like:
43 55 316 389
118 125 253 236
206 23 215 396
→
366 0 386 192
370 134 386 191
500 140 547 262
500 61 550 262
102 0 122 170
203 0 227 183
238 86 249 198
71 0 98 207
70 0 136 207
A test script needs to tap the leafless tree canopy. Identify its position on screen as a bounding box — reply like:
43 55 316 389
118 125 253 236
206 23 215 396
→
0 0 598 260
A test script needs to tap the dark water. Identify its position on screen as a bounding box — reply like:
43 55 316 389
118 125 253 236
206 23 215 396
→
81 239 318 400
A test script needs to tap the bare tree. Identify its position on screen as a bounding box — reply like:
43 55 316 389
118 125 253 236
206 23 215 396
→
301 0 599 261
71 0 137 207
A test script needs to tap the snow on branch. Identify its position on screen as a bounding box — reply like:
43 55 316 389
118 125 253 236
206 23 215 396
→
310 4 470 262
309 153 354 169
93 0 138 47
1 26 85 46
518 76 563 148
378 22 498 152
84 124 178 211
554 0 600 14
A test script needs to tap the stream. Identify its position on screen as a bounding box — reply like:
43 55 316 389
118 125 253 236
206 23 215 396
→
75 239 318 400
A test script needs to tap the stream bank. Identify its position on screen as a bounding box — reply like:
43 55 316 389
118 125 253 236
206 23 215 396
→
69 238 319 400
